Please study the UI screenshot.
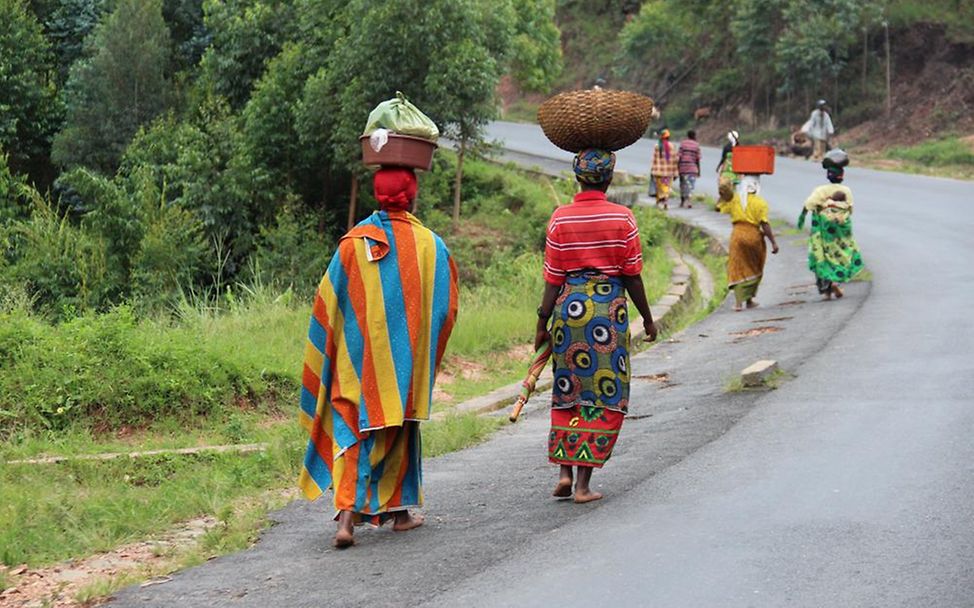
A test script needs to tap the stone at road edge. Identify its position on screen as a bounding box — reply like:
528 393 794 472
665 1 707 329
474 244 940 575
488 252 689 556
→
741 359 778 387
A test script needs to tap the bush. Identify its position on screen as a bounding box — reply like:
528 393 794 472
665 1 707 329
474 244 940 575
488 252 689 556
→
0 305 294 436
0 190 111 319
887 136 974 167
250 205 335 299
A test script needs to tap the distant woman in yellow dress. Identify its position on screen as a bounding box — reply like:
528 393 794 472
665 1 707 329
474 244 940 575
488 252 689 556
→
717 176 779 311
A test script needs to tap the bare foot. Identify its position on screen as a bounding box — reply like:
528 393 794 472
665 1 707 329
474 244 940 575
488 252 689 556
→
746 300 760 309
832 285 844 298
733 304 743 312
333 529 354 548
392 511 425 532
334 511 354 548
573 489 603 504
552 478 573 498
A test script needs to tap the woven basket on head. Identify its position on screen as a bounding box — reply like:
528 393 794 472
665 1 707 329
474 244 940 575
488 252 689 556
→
537 89 656 153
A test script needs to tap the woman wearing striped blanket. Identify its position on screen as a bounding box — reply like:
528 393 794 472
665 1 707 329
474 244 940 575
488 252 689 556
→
298 168 458 548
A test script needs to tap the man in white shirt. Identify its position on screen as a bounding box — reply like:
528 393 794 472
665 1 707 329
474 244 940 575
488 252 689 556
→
802 99 835 161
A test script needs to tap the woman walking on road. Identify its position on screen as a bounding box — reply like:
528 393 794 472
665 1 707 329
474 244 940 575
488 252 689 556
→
715 130 740 188
298 168 459 548
798 149 864 299
717 175 779 311
650 129 678 210
536 148 658 503
677 130 701 208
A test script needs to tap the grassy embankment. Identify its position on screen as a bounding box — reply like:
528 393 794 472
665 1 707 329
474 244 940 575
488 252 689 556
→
0 154 680 587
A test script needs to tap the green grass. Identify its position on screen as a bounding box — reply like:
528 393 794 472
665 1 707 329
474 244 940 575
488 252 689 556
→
0 411 499 569
887 136 974 167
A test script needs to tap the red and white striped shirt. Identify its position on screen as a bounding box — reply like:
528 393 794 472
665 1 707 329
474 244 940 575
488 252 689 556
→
543 191 643 286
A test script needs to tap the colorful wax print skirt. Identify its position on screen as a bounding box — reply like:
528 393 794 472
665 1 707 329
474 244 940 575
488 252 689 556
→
547 272 630 467
329 422 422 525
807 213 863 291
548 404 624 468
728 221 766 302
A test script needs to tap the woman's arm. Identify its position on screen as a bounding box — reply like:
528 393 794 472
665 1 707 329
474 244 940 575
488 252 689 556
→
760 221 780 254
621 273 658 342
534 281 562 350
797 208 808 229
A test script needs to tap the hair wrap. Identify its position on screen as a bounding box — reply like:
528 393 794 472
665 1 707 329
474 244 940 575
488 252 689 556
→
572 148 616 185
373 167 417 211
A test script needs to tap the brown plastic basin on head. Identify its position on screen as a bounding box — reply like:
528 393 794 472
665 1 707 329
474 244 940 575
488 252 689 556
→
360 133 438 171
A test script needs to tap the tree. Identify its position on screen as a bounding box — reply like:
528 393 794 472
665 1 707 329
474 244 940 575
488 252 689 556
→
197 0 293 109
509 0 563 93
0 0 61 183
43 0 104 84
322 0 560 227
426 37 500 226
51 0 171 173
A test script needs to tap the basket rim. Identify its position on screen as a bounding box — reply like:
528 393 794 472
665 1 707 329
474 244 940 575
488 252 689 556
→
359 133 439 147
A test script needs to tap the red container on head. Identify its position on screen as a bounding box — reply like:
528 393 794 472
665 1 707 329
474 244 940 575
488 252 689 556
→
732 145 775 175
360 133 437 171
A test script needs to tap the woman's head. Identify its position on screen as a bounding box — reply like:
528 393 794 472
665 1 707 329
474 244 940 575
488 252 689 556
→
373 167 417 212
826 166 844 183
573 148 615 187
727 130 740 146
660 129 671 139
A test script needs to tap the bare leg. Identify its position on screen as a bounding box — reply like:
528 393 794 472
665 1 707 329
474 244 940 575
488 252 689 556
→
573 466 603 503
553 465 573 497
334 510 354 548
392 510 425 532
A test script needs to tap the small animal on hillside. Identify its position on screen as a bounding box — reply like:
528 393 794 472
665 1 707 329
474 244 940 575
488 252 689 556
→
693 106 712 121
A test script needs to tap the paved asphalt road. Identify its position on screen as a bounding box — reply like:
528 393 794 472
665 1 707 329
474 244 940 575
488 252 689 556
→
111 123 973 608
428 124 974 606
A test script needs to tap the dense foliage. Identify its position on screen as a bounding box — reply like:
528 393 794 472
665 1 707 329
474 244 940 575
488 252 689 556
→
0 153 569 436
0 0 563 320
560 0 974 131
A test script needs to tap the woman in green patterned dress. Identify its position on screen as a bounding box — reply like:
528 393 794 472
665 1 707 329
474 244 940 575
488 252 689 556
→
797 151 864 299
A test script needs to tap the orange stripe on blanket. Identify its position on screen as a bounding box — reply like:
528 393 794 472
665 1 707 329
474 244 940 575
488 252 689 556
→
342 251 386 429
334 442 361 512
391 219 422 417
302 364 321 396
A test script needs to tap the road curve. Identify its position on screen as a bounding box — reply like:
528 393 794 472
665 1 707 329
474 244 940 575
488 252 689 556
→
107 122 973 608
421 122 974 607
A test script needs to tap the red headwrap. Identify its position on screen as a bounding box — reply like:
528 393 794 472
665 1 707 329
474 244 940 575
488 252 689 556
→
373 167 417 212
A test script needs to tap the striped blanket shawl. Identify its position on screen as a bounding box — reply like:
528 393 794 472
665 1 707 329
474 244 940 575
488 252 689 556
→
299 210 458 500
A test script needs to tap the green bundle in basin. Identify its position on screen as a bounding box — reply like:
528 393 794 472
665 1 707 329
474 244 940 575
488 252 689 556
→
363 91 439 141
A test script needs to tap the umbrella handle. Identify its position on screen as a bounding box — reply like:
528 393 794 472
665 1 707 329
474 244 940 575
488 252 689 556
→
509 395 528 423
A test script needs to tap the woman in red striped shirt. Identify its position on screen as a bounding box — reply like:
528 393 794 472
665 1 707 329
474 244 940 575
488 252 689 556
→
534 148 658 503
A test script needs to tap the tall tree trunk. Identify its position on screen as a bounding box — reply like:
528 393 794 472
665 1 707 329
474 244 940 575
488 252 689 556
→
452 138 466 228
862 28 868 95
346 174 359 232
884 21 892 117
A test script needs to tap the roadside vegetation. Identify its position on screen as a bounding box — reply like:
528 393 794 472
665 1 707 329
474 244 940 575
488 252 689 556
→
0 148 690 581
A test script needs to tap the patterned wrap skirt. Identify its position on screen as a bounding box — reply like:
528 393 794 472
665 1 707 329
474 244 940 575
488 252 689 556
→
728 221 766 302
807 213 864 291
547 272 629 468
